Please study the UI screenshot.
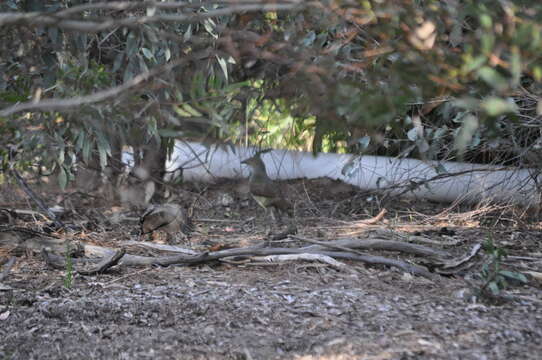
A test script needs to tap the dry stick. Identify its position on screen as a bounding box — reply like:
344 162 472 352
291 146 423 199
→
41 248 125 275
77 249 125 275
315 251 435 279
290 235 436 278
10 169 65 229
356 208 387 225
293 235 449 259
102 268 152 288
79 241 436 278
180 247 433 278
290 235 374 257
141 245 434 278
252 253 350 271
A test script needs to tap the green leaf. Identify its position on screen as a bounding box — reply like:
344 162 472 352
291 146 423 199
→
138 54 149 73
75 131 85 151
203 19 217 39
82 136 91 163
463 55 487 74
453 98 479 111
488 281 500 295
223 81 249 93
302 31 316 46
58 166 67 190
141 47 154 60
477 67 509 92
479 13 492 29
181 103 203 117
480 97 518 117
480 33 495 54
407 127 418 141
57 150 65 165
112 52 125 72
454 114 479 155
97 143 107 169
216 55 228 82
174 105 193 117
510 48 521 87
146 6 156 17
96 134 111 169
147 117 159 139
434 163 448 174
126 31 139 57
499 270 528 283
358 136 371 149
158 129 183 137
533 66 542 82
341 158 358 177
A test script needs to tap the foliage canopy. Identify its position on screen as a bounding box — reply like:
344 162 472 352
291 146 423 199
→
1 0 541 188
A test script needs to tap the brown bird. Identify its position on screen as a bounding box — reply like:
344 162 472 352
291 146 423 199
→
139 204 193 244
241 153 293 223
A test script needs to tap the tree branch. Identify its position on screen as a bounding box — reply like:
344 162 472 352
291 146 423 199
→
0 2 304 32
0 52 209 117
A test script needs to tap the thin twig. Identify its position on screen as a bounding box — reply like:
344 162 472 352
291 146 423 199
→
102 268 152 288
0 3 303 32
10 169 65 229
290 235 369 257
0 55 194 116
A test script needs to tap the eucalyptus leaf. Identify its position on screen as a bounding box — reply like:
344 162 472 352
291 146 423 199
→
477 67 509 92
141 48 154 60
82 136 91 163
158 129 182 137
510 49 521 87
112 52 125 72
126 32 139 58
97 143 108 169
434 163 448 174
454 114 479 155
58 166 68 190
480 97 518 117
358 136 371 149
407 127 418 141
216 55 229 82
488 281 500 295
499 270 528 283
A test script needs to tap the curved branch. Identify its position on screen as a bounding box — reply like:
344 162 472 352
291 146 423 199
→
0 2 304 32
0 51 209 117
54 1 302 17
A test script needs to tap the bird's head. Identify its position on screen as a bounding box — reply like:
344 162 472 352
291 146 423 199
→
241 153 268 176
241 154 265 167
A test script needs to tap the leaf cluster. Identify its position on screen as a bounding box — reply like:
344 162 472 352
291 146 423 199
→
1 0 542 184
478 234 528 298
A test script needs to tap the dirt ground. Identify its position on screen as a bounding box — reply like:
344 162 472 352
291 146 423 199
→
1 178 542 360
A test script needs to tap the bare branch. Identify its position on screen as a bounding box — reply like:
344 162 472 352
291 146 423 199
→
0 2 305 32
254 253 350 271
54 1 302 17
0 51 210 117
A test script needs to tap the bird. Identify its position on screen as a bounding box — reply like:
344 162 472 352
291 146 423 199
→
241 153 293 224
139 204 193 244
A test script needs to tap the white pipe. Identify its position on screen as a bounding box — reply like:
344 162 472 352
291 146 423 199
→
124 141 541 207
